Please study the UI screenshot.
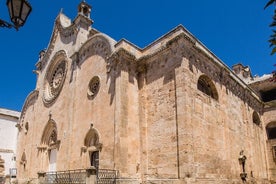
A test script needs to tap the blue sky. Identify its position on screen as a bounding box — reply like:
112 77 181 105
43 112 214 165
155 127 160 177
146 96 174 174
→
0 0 275 111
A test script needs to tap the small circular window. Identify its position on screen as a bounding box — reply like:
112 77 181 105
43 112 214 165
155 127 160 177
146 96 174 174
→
87 76 100 99
43 51 68 105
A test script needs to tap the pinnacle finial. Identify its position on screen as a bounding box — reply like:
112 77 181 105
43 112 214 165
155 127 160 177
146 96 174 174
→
78 1 91 18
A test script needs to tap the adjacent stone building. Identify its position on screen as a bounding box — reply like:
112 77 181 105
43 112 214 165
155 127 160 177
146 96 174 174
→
16 2 276 184
0 108 20 183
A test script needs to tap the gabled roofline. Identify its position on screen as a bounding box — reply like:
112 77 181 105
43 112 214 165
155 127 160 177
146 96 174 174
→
112 24 263 103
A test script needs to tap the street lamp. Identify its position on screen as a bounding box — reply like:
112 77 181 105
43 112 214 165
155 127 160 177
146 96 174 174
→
0 0 32 30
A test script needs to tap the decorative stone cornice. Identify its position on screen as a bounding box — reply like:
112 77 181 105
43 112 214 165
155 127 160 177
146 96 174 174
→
76 33 115 65
106 25 263 111
89 28 100 38
19 90 39 124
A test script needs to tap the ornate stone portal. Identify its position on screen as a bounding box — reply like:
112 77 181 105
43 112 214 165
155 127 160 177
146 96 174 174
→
81 124 102 169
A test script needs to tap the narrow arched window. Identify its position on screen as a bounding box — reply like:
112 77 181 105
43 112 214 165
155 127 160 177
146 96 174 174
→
252 111 261 126
267 121 276 139
197 75 218 100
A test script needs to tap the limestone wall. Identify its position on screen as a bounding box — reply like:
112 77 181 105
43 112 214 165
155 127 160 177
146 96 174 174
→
15 6 275 183
263 107 276 182
139 41 269 183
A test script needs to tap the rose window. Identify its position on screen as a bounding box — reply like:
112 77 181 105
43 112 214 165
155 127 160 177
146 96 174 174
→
87 76 100 98
43 57 67 105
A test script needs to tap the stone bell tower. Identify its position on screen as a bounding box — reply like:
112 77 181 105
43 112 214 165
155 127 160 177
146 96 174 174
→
78 1 91 18
75 1 93 29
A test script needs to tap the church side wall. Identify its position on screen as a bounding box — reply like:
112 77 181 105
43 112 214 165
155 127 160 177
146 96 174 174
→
112 57 141 183
142 39 269 184
143 51 181 182
263 107 276 182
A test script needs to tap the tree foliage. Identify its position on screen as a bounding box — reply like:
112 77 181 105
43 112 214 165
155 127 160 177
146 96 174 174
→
265 0 276 81
265 0 276 55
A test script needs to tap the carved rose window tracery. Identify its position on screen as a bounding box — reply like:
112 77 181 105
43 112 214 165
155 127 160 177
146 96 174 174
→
87 76 100 99
48 130 57 146
51 66 64 90
43 51 68 105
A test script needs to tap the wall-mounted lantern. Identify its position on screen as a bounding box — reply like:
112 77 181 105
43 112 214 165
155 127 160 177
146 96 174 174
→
0 0 32 30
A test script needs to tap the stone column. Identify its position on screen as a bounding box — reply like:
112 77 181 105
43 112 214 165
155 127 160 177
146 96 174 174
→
86 166 97 184
37 171 46 184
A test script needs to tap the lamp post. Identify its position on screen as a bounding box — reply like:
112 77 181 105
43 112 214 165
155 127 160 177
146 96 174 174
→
0 0 32 30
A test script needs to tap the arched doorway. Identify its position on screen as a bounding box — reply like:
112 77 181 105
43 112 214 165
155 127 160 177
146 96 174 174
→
39 119 60 172
82 124 102 171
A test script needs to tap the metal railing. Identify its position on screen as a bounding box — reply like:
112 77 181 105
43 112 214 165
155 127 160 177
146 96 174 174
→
43 169 86 184
97 169 117 184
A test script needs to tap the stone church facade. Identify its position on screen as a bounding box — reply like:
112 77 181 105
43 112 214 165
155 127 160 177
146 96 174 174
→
16 2 276 184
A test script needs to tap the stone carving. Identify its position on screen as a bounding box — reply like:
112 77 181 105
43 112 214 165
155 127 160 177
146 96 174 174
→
238 150 247 182
82 124 102 153
39 119 60 151
78 35 112 65
43 51 68 105
48 130 57 146
87 76 100 98
56 20 78 38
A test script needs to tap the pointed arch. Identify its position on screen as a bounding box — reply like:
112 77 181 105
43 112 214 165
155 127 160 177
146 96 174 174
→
81 124 102 169
84 125 101 148
197 75 219 101
41 119 59 148
78 33 116 65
